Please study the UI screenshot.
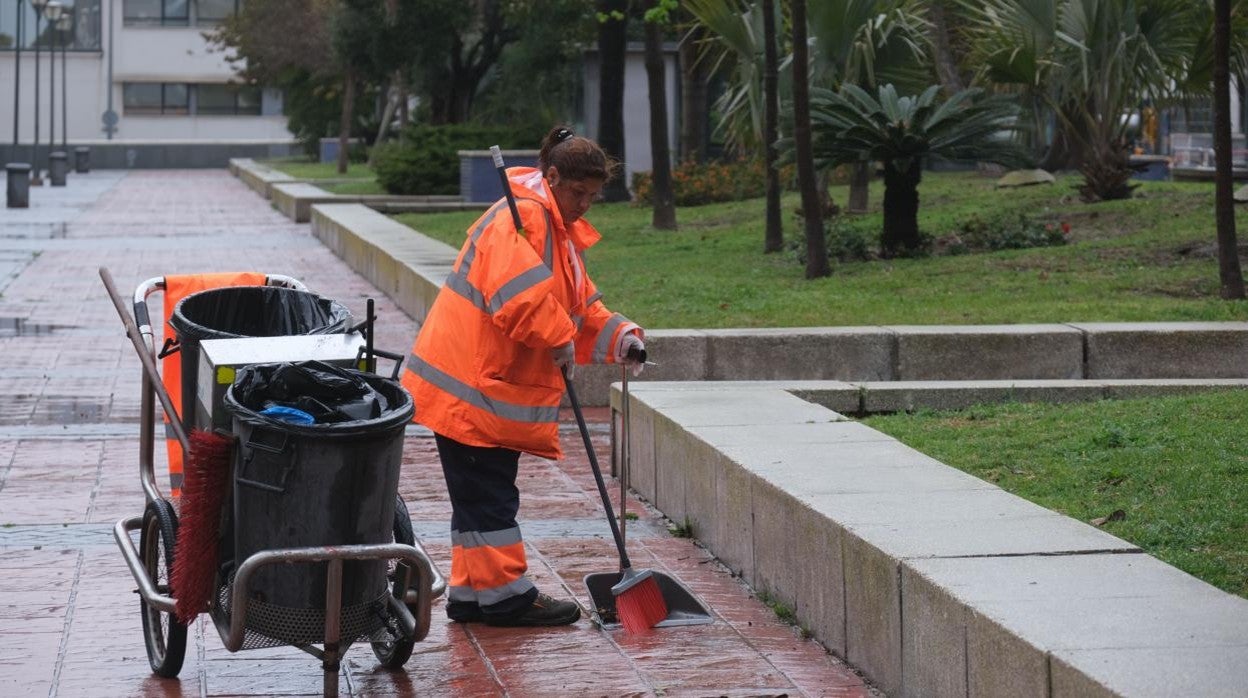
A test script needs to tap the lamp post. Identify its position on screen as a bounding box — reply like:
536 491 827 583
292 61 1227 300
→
30 0 48 185
11 0 23 150
6 0 31 208
45 3 62 147
59 11 71 154
43 3 66 187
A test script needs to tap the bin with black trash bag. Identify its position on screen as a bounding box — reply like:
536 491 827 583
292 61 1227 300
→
221 360 413 646
169 286 352 433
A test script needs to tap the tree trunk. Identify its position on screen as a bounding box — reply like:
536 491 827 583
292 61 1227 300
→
597 0 630 202
679 26 711 164
928 0 964 95
848 162 870 213
368 76 399 168
881 161 923 258
644 13 677 230
762 0 783 253
1213 0 1246 298
791 0 829 278
336 69 356 175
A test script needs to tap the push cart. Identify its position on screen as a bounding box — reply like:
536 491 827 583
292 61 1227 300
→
100 267 444 697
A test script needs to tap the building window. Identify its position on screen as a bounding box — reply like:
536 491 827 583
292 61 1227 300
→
196 0 241 25
124 0 238 26
124 83 190 115
124 82 263 116
0 0 103 51
198 84 262 115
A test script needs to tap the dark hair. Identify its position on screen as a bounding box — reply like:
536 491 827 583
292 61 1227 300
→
538 125 618 183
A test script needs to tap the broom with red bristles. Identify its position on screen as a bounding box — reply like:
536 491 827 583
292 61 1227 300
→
171 429 233 624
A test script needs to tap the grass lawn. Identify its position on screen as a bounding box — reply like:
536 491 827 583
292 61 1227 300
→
862 391 1248 598
320 180 387 195
259 158 376 181
392 171 1247 328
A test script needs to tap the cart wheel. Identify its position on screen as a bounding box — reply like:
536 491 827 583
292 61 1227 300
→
140 499 188 678
372 495 417 669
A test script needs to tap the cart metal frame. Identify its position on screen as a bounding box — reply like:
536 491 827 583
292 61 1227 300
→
101 268 445 696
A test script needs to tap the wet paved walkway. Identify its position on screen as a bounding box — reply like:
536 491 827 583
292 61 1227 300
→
0 171 876 697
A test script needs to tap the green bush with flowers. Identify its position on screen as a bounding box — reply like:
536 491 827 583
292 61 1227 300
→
631 158 794 206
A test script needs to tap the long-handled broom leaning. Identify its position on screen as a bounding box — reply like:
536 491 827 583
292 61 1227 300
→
99 267 233 625
487 145 667 631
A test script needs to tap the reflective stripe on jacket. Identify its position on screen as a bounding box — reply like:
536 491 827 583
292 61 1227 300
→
402 166 640 459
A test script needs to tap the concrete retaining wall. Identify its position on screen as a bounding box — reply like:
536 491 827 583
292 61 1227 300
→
305 203 1248 406
614 381 1248 697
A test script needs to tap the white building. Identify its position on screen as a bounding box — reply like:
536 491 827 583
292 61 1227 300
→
1 0 294 168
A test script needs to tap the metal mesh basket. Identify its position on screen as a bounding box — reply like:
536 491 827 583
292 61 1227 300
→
214 582 394 650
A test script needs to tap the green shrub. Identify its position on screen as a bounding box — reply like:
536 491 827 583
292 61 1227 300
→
632 158 795 207
373 123 542 195
938 211 1069 254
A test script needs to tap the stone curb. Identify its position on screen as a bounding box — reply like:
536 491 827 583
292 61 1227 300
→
270 182 474 223
613 381 1248 697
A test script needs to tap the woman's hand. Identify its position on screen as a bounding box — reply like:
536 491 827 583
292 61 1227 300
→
621 334 645 377
551 342 576 379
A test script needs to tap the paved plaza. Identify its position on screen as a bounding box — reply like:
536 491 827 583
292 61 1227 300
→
0 171 874 696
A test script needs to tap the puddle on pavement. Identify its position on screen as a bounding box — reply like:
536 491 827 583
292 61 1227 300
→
0 317 75 337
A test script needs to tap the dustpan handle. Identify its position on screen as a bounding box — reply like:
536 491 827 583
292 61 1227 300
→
563 367 632 569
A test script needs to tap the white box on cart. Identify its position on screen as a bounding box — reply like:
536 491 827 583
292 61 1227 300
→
195 334 367 431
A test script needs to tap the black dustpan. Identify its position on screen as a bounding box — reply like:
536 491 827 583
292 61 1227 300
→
585 570 713 629
583 363 712 630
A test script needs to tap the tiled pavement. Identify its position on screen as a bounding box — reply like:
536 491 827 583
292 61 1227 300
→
0 171 877 697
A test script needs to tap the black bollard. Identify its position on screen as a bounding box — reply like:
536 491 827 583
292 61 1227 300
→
49 151 68 186
74 147 90 174
7 163 32 208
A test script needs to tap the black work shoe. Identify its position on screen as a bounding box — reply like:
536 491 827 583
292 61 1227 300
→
446 601 485 623
485 593 581 627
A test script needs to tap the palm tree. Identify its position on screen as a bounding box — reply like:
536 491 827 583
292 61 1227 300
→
762 0 783 253
644 0 677 230
597 0 630 203
792 0 830 278
959 0 1194 202
807 84 1026 257
807 0 929 213
1212 0 1246 298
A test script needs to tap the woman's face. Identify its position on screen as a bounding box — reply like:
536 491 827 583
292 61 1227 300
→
547 166 604 225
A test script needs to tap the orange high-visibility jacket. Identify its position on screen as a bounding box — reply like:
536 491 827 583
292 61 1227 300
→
402 167 640 459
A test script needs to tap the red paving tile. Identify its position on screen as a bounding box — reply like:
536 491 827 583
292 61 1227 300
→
0 170 878 697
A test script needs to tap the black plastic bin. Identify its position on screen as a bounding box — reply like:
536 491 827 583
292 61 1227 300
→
168 286 352 434
222 361 413 645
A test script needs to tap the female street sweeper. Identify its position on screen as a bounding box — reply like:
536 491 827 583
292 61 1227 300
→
401 126 647 627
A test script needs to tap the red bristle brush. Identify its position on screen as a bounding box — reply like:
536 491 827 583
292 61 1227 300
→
172 429 233 625
562 367 668 632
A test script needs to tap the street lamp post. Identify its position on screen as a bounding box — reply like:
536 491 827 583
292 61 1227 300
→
30 0 48 185
6 0 31 208
43 3 66 187
59 11 71 154
11 0 23 150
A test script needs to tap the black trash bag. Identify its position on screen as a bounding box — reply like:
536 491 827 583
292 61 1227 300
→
231 361 389 423
172 286 352 341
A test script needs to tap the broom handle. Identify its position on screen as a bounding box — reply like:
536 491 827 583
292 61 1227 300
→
564 368 633 570
619 365 628 548
100 267 190 455
490 145 524 235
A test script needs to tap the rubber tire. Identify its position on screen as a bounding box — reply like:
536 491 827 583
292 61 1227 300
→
372 495 418 669
139 499 188 678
